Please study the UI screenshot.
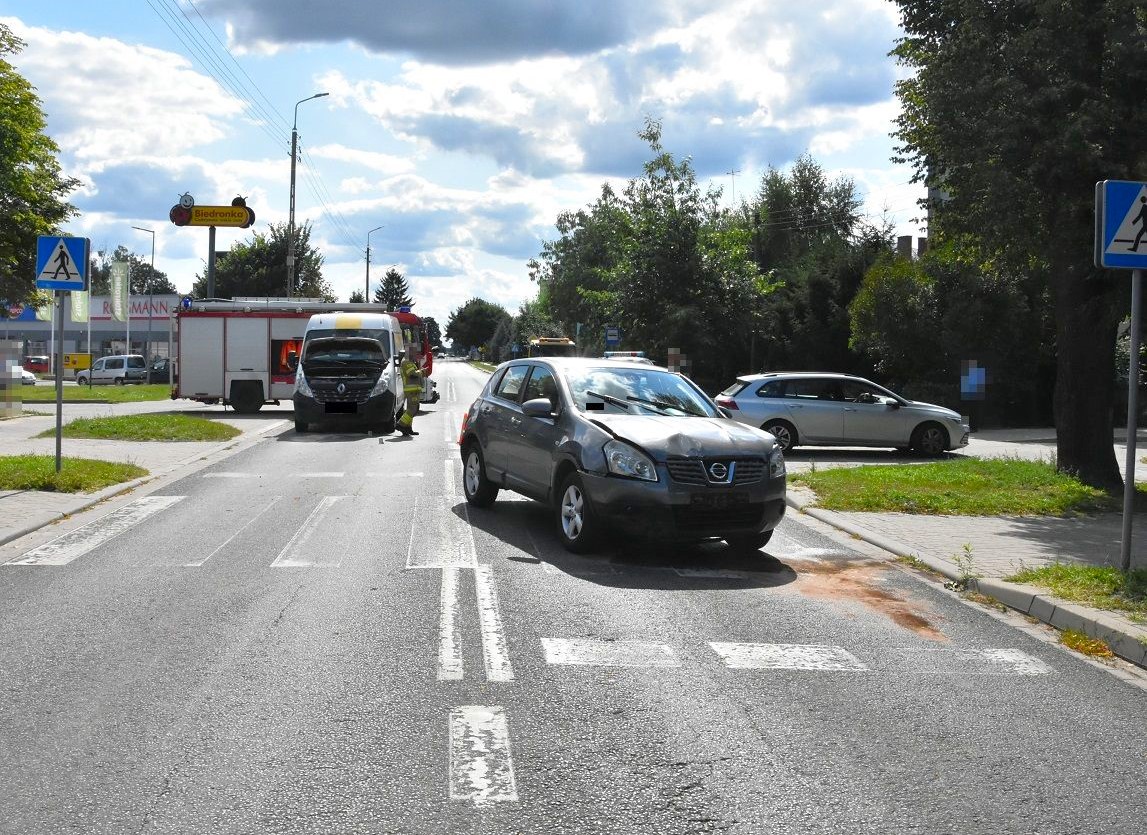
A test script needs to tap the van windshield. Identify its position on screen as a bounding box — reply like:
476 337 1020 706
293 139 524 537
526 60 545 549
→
304 330 391 360
303 338 386 366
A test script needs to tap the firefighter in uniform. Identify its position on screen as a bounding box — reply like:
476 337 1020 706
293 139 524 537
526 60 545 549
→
397 345 424 436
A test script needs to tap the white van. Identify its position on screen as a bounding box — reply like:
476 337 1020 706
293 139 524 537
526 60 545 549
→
292 312 405 433
76 354 147 386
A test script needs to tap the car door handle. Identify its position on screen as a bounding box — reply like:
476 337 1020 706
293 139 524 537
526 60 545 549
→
509 416 522 426
844 407 856 412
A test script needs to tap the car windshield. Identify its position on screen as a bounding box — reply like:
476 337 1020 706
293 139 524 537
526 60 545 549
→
565 367 717 417
304 339 385 365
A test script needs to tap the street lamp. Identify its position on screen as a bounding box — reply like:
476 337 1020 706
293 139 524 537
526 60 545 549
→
132 226 155 362
287 91 329 297
366 225 384 302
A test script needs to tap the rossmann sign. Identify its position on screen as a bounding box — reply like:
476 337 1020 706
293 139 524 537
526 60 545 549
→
90 294 180 320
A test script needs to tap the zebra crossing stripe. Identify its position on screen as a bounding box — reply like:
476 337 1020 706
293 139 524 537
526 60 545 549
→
5 496 186 566
542 638 680 667
438 568 465 681
710 643 869 671
270 496 346 567
475 564 514 682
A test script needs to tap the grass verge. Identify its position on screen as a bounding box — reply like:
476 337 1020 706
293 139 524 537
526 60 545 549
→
1059 629 1115 659
1005 562 1147 622
469 361 497 373
0 455 147 492
21 384 172 403
38 413 241 442
792 458 1124 515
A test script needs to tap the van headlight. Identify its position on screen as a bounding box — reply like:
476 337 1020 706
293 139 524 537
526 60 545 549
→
369 370 391 397
604 440 658 482
295 367 314 397
769 447 786 478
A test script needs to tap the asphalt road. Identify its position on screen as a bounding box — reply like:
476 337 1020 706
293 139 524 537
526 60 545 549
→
0 361 1144 834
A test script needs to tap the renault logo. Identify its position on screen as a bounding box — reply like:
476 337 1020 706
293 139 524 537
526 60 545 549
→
708 462 729 481
337 383 346 395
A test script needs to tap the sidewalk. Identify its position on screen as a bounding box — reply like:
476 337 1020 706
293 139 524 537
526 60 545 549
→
3 407 1146 668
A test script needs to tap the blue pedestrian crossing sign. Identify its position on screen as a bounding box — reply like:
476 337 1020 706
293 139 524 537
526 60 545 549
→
1096 181 1147 270
34 236 89 291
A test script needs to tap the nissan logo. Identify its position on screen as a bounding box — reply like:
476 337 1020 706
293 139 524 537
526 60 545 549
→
336 383 346 395
708 462 729 481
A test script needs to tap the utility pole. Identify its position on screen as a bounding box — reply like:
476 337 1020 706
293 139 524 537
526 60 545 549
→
287 92 328 297
726 168 741 209
366 225 384 302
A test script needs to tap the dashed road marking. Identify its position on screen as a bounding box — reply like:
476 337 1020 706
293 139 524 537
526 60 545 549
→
444 457 456 498
710 642 869 671
438 567 465 681
475 564 514 682
449 706 518 805
270 496 347 567
5 496 186 566
542 638 680 667
889 647 1054 676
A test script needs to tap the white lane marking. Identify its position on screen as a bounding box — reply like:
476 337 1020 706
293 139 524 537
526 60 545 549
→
542 638 680 667
449 706 518 805
444 410 459 444
186 496 282 567
890 647 1054 676
475 564 514 682
444 457 456 498
270 496 347 567
438 568 465 681
203 473 258 479
710 643 869 671
297 472 345 478
6 497 185 566
406 495 478 569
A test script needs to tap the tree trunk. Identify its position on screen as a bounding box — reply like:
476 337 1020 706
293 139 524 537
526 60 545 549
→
1052 265 1122 491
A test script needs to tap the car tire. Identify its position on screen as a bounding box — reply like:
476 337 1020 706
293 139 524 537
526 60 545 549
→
725 530 774 552
556 471 600 554
762 420 797 452
463 444 499 507
910 422 949 457
114 377 124 386
77 374 87 385
295 420 307 433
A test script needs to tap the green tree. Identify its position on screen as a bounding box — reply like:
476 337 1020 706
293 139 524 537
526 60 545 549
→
0 24 79 310
190 222 332 301
892 0 1147 489
88 245 177 296
348 289 366 303
445 297 511 353
373 267 413 309
422 315 442 349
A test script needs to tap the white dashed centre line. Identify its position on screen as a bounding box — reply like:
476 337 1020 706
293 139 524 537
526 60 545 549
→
449 706 518 805
438 567 465 681
475 564 514 682
6 496 186 566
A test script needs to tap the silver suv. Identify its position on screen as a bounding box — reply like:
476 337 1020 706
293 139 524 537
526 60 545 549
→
716 372 969 456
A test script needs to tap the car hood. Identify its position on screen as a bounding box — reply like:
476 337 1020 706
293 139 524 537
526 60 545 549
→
904 400 964 422
588 414 775 458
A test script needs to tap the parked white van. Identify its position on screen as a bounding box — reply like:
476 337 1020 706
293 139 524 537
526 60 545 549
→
291 312 405 433
76 354 147 386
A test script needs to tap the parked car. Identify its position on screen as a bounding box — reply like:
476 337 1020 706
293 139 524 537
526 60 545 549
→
22 355 50 374
76 354 148 386
459 357 787 553
146 357 177 384
11 364 36 385
715 371 970 456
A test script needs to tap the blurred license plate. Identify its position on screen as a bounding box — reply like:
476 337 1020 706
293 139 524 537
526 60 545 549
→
690 492 748 508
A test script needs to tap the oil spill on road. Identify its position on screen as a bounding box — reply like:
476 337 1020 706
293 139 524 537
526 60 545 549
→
789 559 948 641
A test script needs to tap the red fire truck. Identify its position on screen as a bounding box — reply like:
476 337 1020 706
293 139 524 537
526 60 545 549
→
389 306 439 403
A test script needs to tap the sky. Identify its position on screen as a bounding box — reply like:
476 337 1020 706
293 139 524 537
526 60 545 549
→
0 0 925 329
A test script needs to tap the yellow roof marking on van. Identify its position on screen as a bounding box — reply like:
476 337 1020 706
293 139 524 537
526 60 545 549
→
334 314 363 329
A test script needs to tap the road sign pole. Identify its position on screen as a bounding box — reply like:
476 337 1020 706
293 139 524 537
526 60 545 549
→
1121 268 1143 571
55 291 64 473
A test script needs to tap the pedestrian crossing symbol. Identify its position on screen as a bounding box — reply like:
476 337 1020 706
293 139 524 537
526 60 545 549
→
34 236 89 291
1096 180 1147 270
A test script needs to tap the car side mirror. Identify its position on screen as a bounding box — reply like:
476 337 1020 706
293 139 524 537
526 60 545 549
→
286 351 297 370
882 397 900 409
522 397 556 418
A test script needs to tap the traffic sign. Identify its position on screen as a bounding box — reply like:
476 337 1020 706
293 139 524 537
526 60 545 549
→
605 325 621 346
1096 180 1147 269
34 236 89 291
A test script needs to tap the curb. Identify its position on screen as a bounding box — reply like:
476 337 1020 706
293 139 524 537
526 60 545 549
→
785 494 1147 669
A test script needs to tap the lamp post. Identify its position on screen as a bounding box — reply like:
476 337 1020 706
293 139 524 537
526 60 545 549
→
366 225 384 302
131 226 155 362
287 92 329 297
